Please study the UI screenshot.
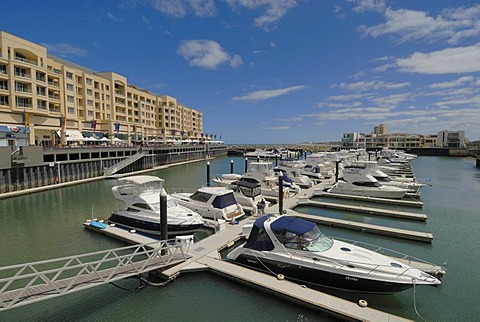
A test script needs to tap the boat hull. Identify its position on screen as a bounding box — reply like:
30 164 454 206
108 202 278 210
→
232 254 414 294
108 213 204 236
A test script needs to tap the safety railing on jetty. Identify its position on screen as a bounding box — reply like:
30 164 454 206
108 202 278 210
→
0 239 188 311
103 148 146 176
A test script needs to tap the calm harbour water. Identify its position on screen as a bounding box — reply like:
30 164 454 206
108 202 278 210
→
1 156 479 321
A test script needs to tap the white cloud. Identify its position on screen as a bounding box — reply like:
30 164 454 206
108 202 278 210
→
347 0 385 13
225 0 298 31
150 0 187 17
177 40 241 70
429 76 474 89
107 12 123 22
42 43 88 58
264 126 290 130
233 85 306 101
397 44 480 74
189 0 217 17
230 54 243 68
334 80 410 91
359 4 480 44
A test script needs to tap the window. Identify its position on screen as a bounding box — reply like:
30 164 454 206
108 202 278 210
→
87 99 93 106
87 89 93 96
14 66 28 77
0 95 8 106
190 191 212 203
86 78 92 85
0 65 7 74
0 80 7 90
15 82 29 93
36 71 45 82
36 86 46 96
66 71 73 79
66 83 74 91
37 100 47 110
68 107 75 114
16 97 32 107
87 110 93 117
67 95 74 103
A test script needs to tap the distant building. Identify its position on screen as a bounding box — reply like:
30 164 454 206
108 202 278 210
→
0 31 204 147
437 130 465 148
373 123 387 135
341 124 466 148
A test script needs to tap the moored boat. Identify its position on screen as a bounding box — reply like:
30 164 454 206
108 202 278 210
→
227 215 441 294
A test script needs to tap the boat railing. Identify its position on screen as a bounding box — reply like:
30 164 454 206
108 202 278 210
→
166 188 196 195
334 237 440 268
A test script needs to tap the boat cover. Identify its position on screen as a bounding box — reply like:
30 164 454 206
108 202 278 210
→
270 216 315 235
244 216 315 251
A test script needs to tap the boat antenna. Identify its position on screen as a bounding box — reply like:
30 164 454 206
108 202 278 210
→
91 205 94 221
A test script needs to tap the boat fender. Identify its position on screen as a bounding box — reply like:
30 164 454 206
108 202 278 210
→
358 299 368 308
277 274 284 280
129 229 137 234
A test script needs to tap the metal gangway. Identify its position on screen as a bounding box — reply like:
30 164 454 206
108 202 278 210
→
103 148 146 176
0 239 189 311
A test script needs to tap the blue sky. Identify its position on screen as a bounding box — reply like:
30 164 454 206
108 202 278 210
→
2 0 480 144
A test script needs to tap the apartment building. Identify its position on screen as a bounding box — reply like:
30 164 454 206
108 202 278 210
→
341 125 465 148
0 31 203 147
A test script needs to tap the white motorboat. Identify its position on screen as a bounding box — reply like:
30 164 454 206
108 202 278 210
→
170 186 245 221
239 161 299 201
328 167 409 199
227 215 441 294
345 162 426 193
109 175 205 236
211 173 242 187
245 149 281 159
274 164 314 188
228 180 268 214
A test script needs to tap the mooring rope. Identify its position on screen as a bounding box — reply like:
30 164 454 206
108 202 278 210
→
249 249 278 277
412 279 427 322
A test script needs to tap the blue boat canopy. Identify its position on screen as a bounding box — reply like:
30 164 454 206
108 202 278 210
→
270 216 315 235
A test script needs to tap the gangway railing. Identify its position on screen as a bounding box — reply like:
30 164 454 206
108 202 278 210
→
0 239 188 311
103 148 146 176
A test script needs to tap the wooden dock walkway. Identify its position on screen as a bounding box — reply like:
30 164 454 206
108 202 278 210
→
313 191 424 208
298 199 427 221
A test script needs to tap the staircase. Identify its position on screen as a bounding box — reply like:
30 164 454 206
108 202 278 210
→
103 148 146 176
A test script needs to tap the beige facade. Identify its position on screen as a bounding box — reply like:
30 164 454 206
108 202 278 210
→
0 31 203 146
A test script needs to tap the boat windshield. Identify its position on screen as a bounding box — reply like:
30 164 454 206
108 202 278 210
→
274 225 334 252
150 198 178 211
212 193 237 209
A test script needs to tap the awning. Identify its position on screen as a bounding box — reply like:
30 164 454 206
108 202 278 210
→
0 126 12 133
57 130 85 141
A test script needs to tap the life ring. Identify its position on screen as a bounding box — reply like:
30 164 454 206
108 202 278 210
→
358 299 368 307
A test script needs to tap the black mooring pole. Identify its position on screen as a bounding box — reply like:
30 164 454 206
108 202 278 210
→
230 159 234 174
244 157 248 173
335 160 340 183
160 189 168 243
278 174 284 215
206 161 211 187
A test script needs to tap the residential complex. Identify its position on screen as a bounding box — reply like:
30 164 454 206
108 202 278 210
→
0 31 204 147
342 124 465 148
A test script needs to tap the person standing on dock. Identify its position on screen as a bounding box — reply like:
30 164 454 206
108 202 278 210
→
257 199 266 217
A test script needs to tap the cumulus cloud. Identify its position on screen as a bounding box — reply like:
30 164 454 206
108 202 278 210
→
396 44 480 74
42 43 89 58
233 85 306 101
177 40 241 70
359 4 480 44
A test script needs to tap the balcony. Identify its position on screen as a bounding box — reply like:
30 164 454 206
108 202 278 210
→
48 80 59 87
14 71 31 78
15 56 38 66
48 94 60 100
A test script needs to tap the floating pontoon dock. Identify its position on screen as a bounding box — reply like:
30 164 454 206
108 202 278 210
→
313 191 424 208
297 199 427 221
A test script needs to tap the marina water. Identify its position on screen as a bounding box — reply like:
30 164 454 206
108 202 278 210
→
1 156 479 321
